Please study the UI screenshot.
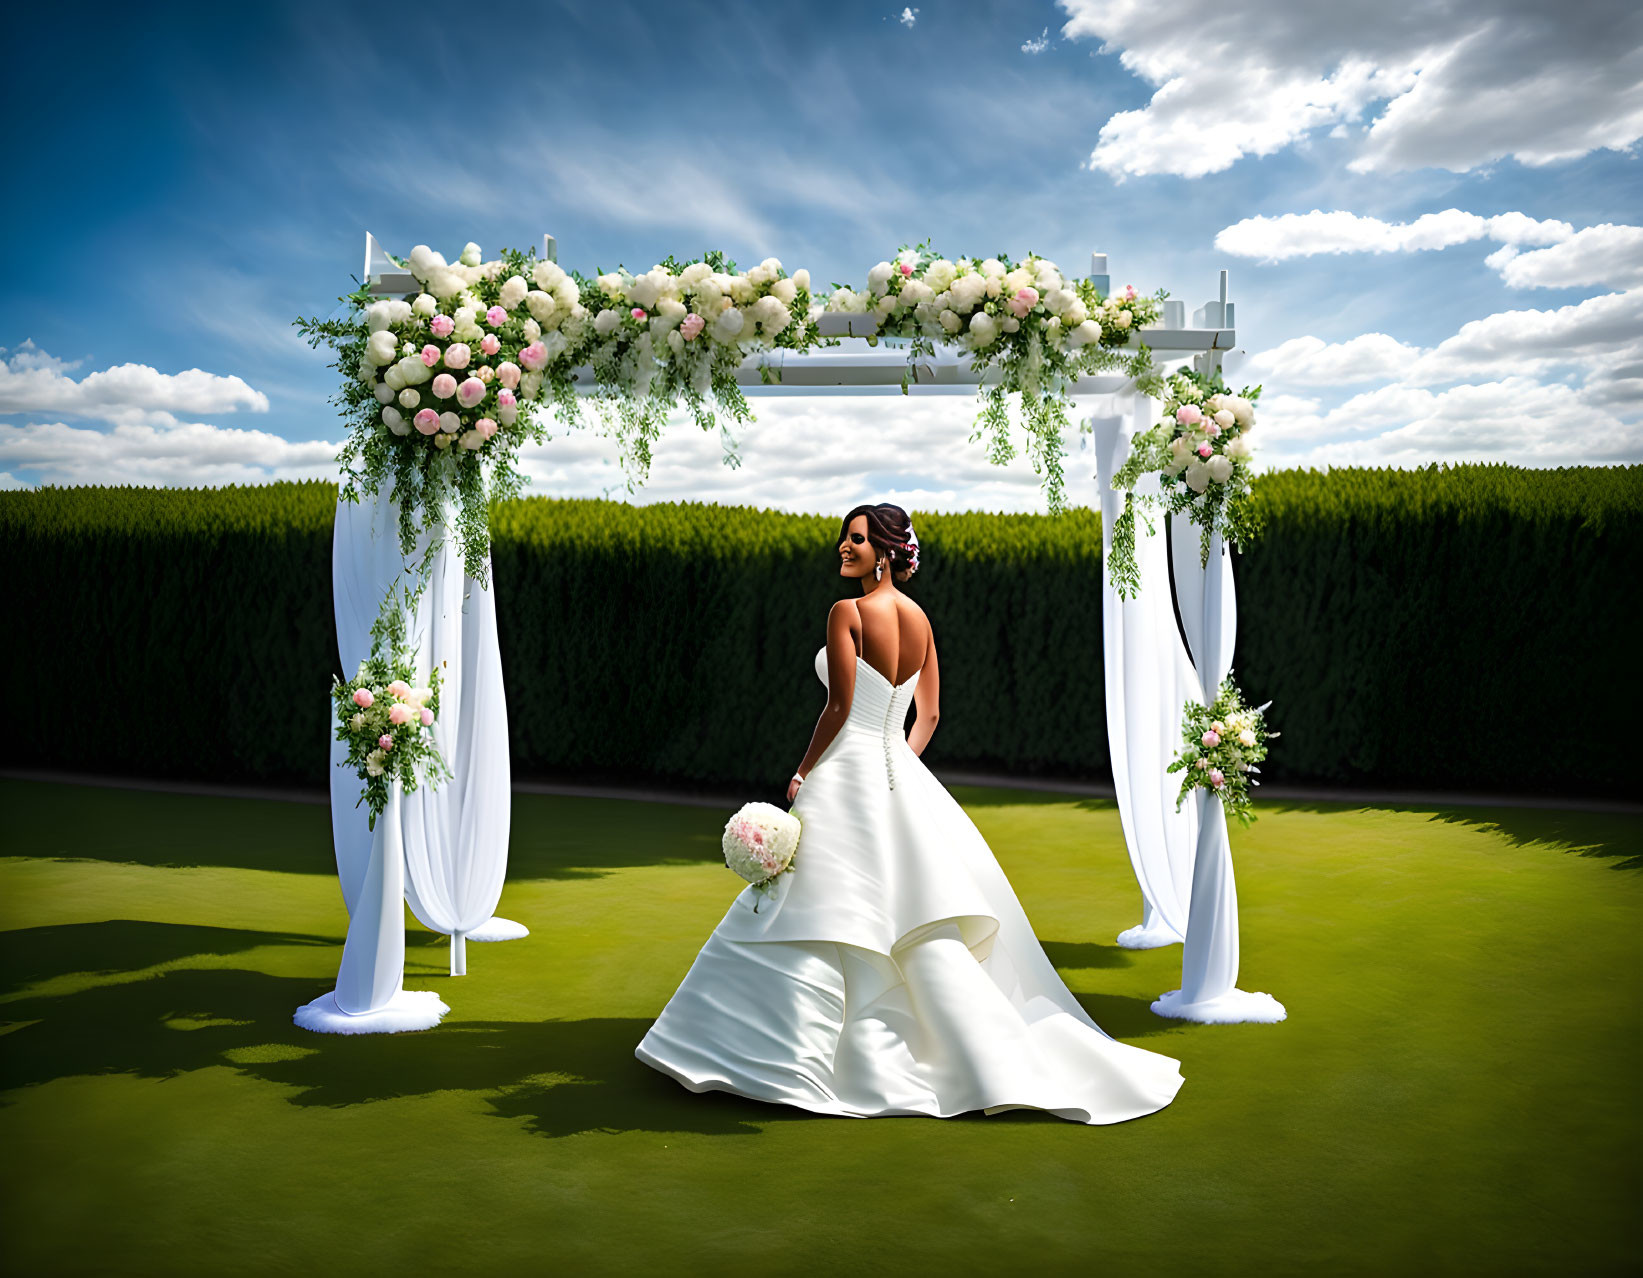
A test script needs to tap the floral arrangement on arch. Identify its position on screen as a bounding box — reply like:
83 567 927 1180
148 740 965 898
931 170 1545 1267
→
553 251 826 485
1106 366 1262 598
333 653 450 828
296 240 579 585
828 244 1163 513
1165 678 1274 826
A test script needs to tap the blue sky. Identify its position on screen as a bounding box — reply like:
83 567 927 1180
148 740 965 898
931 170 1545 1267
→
3 0 1640 510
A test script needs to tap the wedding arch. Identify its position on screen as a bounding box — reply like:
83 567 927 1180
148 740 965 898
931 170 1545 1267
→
292 231 1281 1034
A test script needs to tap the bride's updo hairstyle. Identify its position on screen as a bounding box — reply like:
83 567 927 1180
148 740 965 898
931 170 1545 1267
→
841 503 919 581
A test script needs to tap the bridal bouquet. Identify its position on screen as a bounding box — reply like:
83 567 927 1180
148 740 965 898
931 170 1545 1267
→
333 655 450 828
1108 366 1262 596
1166 678 1275 826
723 802 801 906
829 244 1162 514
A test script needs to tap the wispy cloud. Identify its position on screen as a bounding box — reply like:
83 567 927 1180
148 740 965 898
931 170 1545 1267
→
898 7 918 29
1021 28 1051 54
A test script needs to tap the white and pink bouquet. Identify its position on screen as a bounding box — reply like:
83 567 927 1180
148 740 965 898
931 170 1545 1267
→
722 802 801 905
1166 678 1275 826
333 654 450 828
1109 366 1262 596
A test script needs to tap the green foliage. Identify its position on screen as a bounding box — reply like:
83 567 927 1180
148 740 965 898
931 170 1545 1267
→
332 655 448 828
2 463 1635 794
1165 677 1274 824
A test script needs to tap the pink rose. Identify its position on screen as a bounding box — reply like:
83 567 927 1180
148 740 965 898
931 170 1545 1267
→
631 307 646 320
420 344 440 367
497 387 517 407
1176 404 1203 426
443 342 471 370
496 362 520 389
1124 284 1137 300
429 314 455 338
479 333 501 357
1209 768 1225 788
486 305 507 326
519 341 547 371
414 408 440 434
352 688 374 708
386 680 410 699
1201 730 1221 748
378 734 394 751
899 263 913 276
475 417 497 440
680 313 705 341
419 707 434 726
1197 442 1213 458
477 365 494 383
431 373 457 399
1205 422 1222 438
1195 757 1209 770
1008 286 1039 318
388 703 412 725
456 377 486 408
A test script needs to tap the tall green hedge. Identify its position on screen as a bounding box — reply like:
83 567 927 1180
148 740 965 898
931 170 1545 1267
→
4 465 1636 794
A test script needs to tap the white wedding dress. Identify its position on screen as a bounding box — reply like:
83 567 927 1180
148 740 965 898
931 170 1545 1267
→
635 648 1185 1124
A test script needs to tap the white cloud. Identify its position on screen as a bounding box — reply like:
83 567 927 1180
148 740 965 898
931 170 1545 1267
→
0 471 34 490
1022 28 1051 54
898 7 918 28
1061 0 1643 177
1492 224 1643 290
1406 289 1643 384
1244 333 1424 386
1214 209 1572 262
1257 378 1643 469
0 420 338 488
0 343 270 429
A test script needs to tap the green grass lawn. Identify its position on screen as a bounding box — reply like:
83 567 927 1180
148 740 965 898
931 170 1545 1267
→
1 778 1638 1276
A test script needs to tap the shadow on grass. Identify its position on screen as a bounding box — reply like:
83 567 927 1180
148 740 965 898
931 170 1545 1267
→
0 920 334 997
1264 800 1643 872
1039 940 1131 971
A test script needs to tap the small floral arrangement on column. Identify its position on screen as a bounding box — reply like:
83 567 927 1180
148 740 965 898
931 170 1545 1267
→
333 655 450 828
1107 366 1262 597
827 245 1163 514
296 241 581 586
1166 678 1275 826
565 252 826 485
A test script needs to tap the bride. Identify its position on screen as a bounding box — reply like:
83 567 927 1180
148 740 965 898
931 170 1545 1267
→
637 503 1184 1123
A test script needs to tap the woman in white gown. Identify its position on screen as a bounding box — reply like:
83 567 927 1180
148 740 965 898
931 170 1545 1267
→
637 504 1184 1124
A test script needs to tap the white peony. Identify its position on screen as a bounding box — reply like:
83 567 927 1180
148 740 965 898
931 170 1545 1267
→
366 330 398 364
1225 434 1253 460
867 261 893 295
969 311 999 347
1004 267 1033 295
438 411 460 434
596 272 624 297
900 279 934 307
412 293 437 318
939 308 963 334
792 268 810 292
594 309 622 337
771 277 798 305
366 301 396 333
1063 300 1089 327
381 405 407 434
1069 319 1103 347
1206 454 1234 483
459 429 484 450
722 801 801 886
666 328 684 355
373 382 395 405
525 290 558 322
397 355 431 386
1185 461 1211 493
1213 408 1236 430
522 318 542 342
459 242 482 267
521 370 543 400
925 259 957 292
499 275 528 311
680 261 712 287
383 363 406 392
1224 395 1255 428
397 387 420 409
531 260 564 290
497 399 520 425
428 268 467 300
711 306 746 342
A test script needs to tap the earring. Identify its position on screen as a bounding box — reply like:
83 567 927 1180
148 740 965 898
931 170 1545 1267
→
874 557 884 581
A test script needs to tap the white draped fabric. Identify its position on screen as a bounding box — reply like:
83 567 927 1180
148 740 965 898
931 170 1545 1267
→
1091 403 1199 949
1152 524 1285 1024
320 491 522 1010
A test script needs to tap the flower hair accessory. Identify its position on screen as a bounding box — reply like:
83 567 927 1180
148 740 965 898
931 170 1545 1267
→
904 521 920 575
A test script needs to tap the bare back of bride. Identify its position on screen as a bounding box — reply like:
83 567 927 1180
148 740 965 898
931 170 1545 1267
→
636 503 1184 1124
